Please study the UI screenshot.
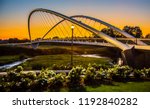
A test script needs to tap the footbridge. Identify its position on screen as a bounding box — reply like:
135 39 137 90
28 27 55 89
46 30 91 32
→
27 8 150 68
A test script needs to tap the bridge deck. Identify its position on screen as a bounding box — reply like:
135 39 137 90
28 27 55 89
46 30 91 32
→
0 39 150 51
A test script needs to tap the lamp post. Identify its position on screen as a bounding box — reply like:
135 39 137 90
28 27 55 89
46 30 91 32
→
71 25 74 66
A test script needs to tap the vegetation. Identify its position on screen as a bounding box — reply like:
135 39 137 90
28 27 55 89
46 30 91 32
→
86 82 150 92
0 44 114 67
101 28 123 38
0 44 119 57
123 26 142 38
0 64 150 92
0 55 28 66
0 55 20 65
0 45 44 56
145 34 150 38
21 54 110 70
100 26 143 38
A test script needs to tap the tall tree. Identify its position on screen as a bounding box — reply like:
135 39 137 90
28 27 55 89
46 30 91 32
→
101 28 123 38
145 34 150 38
123 26 142 38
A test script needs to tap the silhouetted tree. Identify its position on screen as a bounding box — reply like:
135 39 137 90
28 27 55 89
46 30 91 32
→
52 36 59 39
145 34 150 38
123 26 142 38
8 38 19 43
101 28 123 38
8 38 29 43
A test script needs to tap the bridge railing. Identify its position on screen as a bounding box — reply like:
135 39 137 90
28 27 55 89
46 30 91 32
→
116 38 150 45
42 37 150 45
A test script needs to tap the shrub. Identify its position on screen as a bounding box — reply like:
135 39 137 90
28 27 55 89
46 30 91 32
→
29 69 56 91
66 66 85 91
38 69 56 79
84 65 97 86
15 66 23 73
30 78 48 91
48 73 65 91
141 68 150 78
24 72 37 80
133 69 146 80
107 65 132 82
6 71 18 82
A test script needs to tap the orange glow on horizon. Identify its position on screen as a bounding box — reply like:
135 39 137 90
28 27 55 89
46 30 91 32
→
0 24 149 40
0 13 149 40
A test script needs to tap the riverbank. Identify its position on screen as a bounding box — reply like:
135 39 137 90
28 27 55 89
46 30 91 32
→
0 58 31 71
0 44 114 71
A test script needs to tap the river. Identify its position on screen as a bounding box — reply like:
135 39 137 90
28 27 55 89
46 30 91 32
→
0 58 31 70
80 54 108 58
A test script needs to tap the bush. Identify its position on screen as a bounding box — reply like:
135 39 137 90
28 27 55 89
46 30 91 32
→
38 69 56 79
97 68 113 85
29 69 56 91
48 73 65 91
15 66 23 73
107 65 132 82
133 69 145 80
141 68 150 78
66 66 85 91
84 64 113 86
30 78 48 91
84 64 97 86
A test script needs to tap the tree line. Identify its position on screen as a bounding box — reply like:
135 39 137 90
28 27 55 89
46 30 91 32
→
97 25 150 38
0 38 30 44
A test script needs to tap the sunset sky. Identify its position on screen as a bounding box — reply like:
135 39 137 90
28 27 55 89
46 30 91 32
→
0 0 150 39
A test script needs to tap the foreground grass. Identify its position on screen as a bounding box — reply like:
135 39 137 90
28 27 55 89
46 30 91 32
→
86 81 150 92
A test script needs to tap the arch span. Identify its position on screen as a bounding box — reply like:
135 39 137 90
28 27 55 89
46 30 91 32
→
40 15 146 46
28 8 131 51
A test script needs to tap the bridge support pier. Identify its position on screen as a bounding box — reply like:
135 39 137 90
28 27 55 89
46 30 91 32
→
121 47 150 68
121 48 135 67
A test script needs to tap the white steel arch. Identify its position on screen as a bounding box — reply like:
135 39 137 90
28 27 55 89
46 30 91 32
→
28 8 132 51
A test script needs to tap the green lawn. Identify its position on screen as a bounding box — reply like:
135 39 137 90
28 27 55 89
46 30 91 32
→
38 44 116 55
0 55 20 65
22 54 111 70
86 81 150 92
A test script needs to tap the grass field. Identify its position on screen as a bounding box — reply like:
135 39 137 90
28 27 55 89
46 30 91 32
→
0 55 20 65
22 54 111 70
86 81 150 92
38 44 118 56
